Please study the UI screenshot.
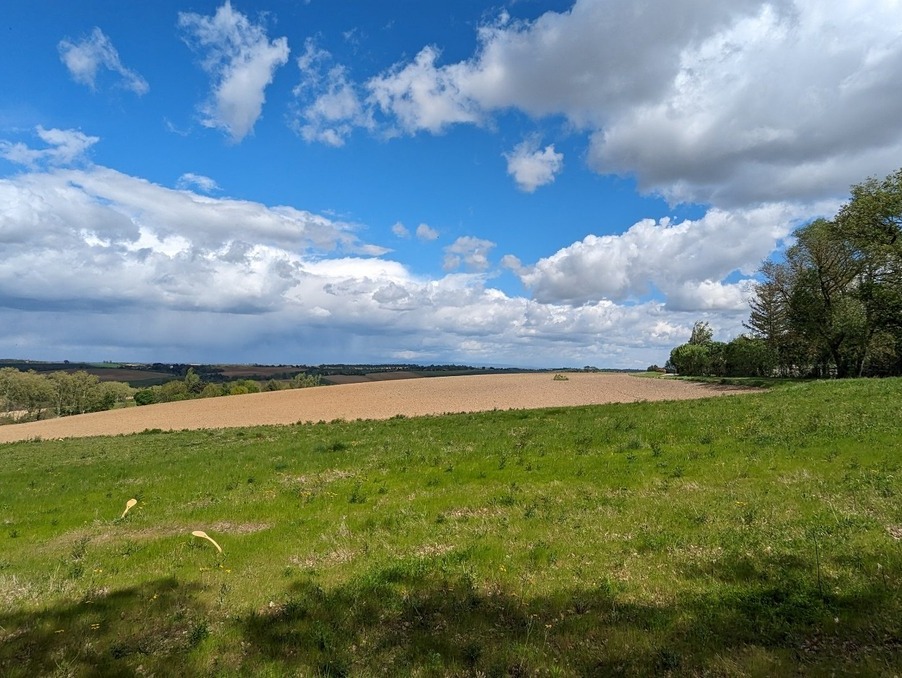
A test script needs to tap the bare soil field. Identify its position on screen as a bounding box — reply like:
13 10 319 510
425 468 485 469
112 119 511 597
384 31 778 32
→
0 373 754 444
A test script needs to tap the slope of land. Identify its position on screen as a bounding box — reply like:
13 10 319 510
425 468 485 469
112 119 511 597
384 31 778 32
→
1 378 899 676
0 372 747 443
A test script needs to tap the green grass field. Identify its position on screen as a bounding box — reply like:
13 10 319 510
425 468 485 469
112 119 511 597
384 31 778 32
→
1 379 900 676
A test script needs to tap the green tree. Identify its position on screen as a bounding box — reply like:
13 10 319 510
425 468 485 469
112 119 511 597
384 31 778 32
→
834 167 902 373
688 321 714 345
0 369 54 419
158 380 189 402
95 381 135 411
200 383 225 398
0 367 18 415
183 368 205 395
228 379 260 395
743 167 902 377
748 219 868 377
47 371 104 415
134 388 158 406
668 343 712 376
290 373 322 388
724 335 777 377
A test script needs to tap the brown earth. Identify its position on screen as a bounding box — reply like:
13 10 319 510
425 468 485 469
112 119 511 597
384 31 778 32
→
0 373 755 444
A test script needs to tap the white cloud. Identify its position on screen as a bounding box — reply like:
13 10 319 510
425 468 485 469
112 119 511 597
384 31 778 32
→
391 221 410 238
58 27 149 95
416 223 439 241
177 173 220 193
585 0 902 206
504 139 563 192
179 1 290 142
309 0 902 210
367 45 483 134
0 127 99 168
444 236 495 272
291 40 373 146
0 159 747 366
516 202 833 310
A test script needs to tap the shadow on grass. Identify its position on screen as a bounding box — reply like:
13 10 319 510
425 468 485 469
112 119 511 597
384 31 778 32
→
0 578 208 677
240 554 902 676
2 553 899 676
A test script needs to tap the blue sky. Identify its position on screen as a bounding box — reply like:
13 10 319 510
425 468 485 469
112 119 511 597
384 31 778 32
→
2 1 902 368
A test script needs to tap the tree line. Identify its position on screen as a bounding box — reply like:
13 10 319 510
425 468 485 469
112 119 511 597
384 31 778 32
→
669 168 902 378
0 369 134 422
0 367 323 424
132 368 321 406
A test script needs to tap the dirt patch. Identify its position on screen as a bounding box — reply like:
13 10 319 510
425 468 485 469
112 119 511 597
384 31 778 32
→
0 373 758 444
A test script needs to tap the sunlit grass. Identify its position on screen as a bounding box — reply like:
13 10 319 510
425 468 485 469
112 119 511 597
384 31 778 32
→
1 378 901 675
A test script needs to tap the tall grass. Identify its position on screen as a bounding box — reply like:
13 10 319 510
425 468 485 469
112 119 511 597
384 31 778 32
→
1 378 900 675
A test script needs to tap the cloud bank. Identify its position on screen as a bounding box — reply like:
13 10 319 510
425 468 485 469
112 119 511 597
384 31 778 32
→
0 128 719 367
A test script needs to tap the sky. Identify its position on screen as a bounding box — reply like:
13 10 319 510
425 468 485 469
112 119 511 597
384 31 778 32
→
2 0 902 369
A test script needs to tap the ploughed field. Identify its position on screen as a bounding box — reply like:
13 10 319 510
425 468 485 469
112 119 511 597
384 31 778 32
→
0 372 745 443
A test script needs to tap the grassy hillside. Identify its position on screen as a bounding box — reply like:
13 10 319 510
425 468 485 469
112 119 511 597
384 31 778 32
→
1 379 900 676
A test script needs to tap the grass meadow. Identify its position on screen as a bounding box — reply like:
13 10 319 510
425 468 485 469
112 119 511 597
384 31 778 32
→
1 378 900 676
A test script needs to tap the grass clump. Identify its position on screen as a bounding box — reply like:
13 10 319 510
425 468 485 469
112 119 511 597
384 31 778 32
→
0 378 901 675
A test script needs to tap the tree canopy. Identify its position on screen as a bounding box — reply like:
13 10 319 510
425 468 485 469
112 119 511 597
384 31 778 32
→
670 167 902 378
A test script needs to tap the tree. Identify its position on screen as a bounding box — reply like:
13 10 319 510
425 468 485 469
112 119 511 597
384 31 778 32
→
0 369 53 419
184 368 204 395
666 320 729 376
745 261 799 374
134 389 157 406
47 371 105 415
95 381 135 410
668 343 712 376
200 383 225 398
688 321 714 345
741 167 902 377
290 373 322 388
747 219 867 377
158 380 189 402
835 167 902 373
724 335 777 377
836 167 902 257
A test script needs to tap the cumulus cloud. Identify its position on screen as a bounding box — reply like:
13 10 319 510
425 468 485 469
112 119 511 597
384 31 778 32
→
289 0 902 338
416 223 439 241
0 127 99 169
367 45 483 135
0 148 741 366
504 139 563 192
58 27 149 95
300 0 902 210
0 164 390 319
516 203 831 309
291 40 373 146
389 221 438 242
179 1 290 142
177 173 220 193
444 236 495 272
586 0 902 206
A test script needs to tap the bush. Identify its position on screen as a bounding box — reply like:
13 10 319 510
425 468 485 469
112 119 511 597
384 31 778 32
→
668 343 712 376
724 335 777 377
134 389 158 406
